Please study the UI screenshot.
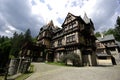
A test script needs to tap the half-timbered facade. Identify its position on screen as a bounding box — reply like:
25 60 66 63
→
37 13 97 66
96 34 120 64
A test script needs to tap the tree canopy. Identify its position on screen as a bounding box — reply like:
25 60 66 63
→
0 29 35 70
95 16 120 41
114 16 120 41
95 32 101 37
10 29 33 58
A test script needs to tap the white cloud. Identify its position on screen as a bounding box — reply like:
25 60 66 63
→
8 25 16 31
5 30 12 34
31 0 120 32
0 0 120 37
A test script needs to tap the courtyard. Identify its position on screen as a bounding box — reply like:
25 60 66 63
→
25 63 120 80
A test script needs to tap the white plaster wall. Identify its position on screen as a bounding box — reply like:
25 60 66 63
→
75 32 79 43
54 41 57 47
76 49 82 64
97 59 112 65
62 37 65 45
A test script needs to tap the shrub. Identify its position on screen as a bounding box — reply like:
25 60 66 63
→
60 53 81 66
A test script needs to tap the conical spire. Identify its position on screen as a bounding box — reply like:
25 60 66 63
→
48 20 54 27
83 12 90 24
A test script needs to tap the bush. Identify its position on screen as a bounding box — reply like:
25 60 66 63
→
60 53 81 66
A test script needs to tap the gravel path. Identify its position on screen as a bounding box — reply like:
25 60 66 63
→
26 63 120 80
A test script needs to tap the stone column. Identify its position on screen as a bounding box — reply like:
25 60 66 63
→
8 59 19 75
27 50 31 56
115 48 120 64
88 54 92 66
76 49 82 66
45 53 48 62
57 52 60 62
91 51 97 66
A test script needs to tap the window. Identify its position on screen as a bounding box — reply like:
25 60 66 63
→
67 16 72 22
51 42 55 47
110 48 116 51
69 21 77 29
65 26 68 31
72 21 76 27
58 39 62 46
72 35 75 41
66 35 76 43
68 24 72 29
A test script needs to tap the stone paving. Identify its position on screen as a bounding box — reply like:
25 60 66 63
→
26 63 120 80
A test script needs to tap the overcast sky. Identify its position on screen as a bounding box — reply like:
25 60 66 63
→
0 0 120 37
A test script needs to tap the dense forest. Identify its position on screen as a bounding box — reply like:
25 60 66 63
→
0 29 36 73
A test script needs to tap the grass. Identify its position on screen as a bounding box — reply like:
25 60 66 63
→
0 76 4 80
15 64 34 80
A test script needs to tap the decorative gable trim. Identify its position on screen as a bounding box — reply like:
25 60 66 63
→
62 13 77 27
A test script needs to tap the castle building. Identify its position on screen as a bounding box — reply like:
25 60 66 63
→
96 34 120 65
37 13 97 66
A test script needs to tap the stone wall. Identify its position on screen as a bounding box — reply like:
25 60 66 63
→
8 59 19 75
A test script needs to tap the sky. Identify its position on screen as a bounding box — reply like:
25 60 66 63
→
0 0 120 37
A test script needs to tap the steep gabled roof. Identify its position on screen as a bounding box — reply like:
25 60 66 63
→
40 20 55 32
61 12 77 27
83 13 90 24
62 12 94 28
97 34 115 42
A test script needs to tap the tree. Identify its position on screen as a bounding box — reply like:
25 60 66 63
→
0 36 11 72
10 32 24 58
61 53 81 66
95 28 116 39
10 32 19 58
10 29 33 58
103 28 115 36
24 29 32 43
114 16 120 41
95 32 101 37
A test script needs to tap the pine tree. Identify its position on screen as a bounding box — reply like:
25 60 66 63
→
9 29 33 58
103 28 115 36
10 32 19 58
0 36 11 68
24 29 32 43
114 16 120 41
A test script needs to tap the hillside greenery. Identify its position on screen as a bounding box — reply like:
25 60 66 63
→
0 29 36 74
95 16 120 41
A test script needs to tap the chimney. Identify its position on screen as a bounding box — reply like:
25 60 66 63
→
100 33 104 38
